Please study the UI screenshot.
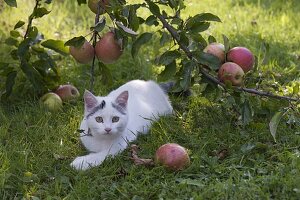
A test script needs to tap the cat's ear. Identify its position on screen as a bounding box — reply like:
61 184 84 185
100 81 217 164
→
115 91 128 108
84 90 97 111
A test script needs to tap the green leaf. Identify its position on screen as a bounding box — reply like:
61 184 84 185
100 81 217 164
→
158 61 177 81
91 17 106 32
194 51 221 70
187 13 221 25
17 38 32 57
77 0 87 5
180 61 193 91
187 21 210 33
158 50 181 66
4 0 17 7
145 15 159 26
241 100 252 125
269 111 284 143
33 7 51 18
131 32 153 58
160 31 171 46
116 21 138 36
208 35 216 44
98 62 113 85
14 20 25 29
20 60 45 92
64 36 86 47
189 33 207 47
10 30 21 38
41 39 69 55
10 49 18 60
5 37 19 47
3 71 17 98
222 34 230 53
27 26 38 39
128 6 139 31
147 1 161 16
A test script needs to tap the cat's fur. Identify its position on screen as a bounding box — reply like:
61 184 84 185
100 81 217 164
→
71 80 173 170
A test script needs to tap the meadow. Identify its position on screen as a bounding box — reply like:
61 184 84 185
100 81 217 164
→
0 0 300 199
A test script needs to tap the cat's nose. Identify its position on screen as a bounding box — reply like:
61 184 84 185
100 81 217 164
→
105 128 112 133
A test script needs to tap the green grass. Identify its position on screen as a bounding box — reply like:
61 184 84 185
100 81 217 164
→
1 0 300 199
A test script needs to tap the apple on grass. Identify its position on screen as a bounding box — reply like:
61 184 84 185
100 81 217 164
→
227 47 254 73
203 42 225 63
40 92 63 112
95 32 122 64
218 62 245 86
69 40 94 64
88 0 109 14
55 84 80 102
155 143 190 171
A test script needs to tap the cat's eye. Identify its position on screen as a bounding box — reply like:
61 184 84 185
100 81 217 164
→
95 116 103 123
112 116 119 123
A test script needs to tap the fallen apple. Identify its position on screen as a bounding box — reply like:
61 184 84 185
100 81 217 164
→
203 42 225 63
40 92 63 112
218 62 245 86
95 32 122 64
227 47 254 73
55 84 80 102
69 40 94 64
88 0 109 14
155 143 190 171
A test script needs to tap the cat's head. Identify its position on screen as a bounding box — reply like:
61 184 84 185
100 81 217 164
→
83 90 128 137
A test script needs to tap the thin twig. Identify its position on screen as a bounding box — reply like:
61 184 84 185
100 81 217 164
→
145 1 299 102
24 0 39 39
90 1 102 93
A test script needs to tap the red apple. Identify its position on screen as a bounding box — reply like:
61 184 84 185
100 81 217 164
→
88 0 109 14
40 92 63 112
203 43 225 63
95 32 122 64
227 47 254 73
55 84 80 102
69 40 94 64
155 143 190 171
218 62 245 86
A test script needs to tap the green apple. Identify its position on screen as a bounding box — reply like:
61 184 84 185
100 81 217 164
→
40 92 63 112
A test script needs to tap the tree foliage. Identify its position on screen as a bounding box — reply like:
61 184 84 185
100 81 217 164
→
2 0 300 139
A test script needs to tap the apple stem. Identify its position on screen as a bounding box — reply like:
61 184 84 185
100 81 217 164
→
145 0 299 102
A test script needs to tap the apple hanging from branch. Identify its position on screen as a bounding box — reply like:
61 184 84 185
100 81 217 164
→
69 40 95 64
88 0 110 14
95 31 123 64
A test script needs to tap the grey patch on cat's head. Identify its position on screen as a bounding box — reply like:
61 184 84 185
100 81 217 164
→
86 100 106 118
111 102 126 115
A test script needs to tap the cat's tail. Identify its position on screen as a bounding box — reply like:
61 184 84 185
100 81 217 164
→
159 81 192 97
159 81 175 93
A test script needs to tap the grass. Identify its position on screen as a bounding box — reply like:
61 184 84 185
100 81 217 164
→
0 0 300 199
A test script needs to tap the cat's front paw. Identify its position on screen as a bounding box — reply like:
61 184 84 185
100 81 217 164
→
70 155 97 170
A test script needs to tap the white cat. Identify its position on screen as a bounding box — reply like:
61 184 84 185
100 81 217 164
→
71 80 173 170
